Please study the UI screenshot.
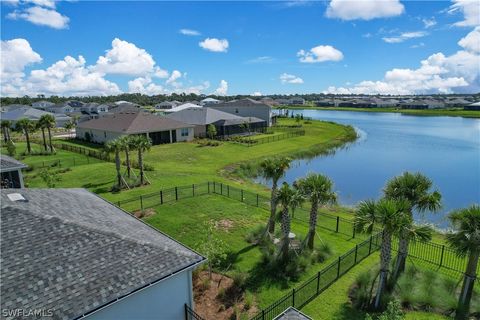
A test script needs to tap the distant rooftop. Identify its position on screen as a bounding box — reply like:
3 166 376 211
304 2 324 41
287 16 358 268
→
0 155 27 173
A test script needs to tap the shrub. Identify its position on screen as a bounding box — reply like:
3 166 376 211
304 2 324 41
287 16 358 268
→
245 224 266 244
243 291 254 310
310 242 334 263
6 140 16 156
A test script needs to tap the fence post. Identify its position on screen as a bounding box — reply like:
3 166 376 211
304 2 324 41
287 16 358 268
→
227 185 230 197
192 184 195 197
160 190 163 204
256 194 259 207
241 189 244 202
208 182 210 193
292 288 295 307
354 245 358 264
336 216 340 233
368 236 373 255
316 271 321 294
117 201 121 207
140 195 144 211
439 245 445 267
213 182 216 194
262 310 265 320
352 224 356 239
175 187 178 201
220 183 223 195
337 257 341 278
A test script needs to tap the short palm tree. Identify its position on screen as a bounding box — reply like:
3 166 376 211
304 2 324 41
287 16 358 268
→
104 139 123 188
276 182 296 261
384 172 442 279
1 120 12 143
37 116 48 151
355 198 411 310
297 173 337 249
446 205 480 320
259 157 292 234
119 136 135 178
15 118 36 154
41 114 56 152
132 135 152 185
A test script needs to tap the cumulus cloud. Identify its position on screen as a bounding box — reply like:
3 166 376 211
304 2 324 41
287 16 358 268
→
449 0 480 27
1 38 42 82
166 70 182 85
458 26 480 53
179 28 201 36
325 0 404 21
214 80 228 95
382 31 428 43
199 38 229 52
422 17 437 28
7 6 69 29
128 77 166 95
24 0 56 8
245 56 276 64
280 73 304 84
251 91 262 96
297 45 343 63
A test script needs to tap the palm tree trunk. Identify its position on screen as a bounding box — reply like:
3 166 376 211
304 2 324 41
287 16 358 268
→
47 127 54 152
2 127 7 143
374 231 392 310
268 180 278 233
455 250 479 320
392 233 409 281
125 148 131 178
280 207 291 261
41 128 47 151
138 149 144 185
306 200 319 249
25 130 31 154
115 150 122 187
6 127 10 142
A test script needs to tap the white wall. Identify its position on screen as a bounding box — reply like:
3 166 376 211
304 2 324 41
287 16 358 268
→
175 127 194 142
86 270 194 320
75 127 124 144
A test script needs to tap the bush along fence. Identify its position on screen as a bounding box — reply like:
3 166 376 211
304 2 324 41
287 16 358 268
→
52 142 113 162
220 129 305 147
23 156 102 170
115 181 476 277
250 231 382 320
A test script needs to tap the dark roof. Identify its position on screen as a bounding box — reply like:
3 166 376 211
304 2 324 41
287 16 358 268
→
77 111 193 134
1 107 71 121
274 307 313 320
0 155 28 172
0 188 205 320
214 98 271 109
166 107 262 126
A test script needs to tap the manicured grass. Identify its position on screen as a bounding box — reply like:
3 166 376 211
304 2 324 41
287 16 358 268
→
278 106 480 118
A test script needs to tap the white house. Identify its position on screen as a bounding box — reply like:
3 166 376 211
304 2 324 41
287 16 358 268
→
31 100 55 110
200 97 221 106
163 103 202 114
0 188 205 320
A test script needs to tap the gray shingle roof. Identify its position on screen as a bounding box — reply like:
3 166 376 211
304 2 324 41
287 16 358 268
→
166 107 263 126
0 189 204 320
214 98 270 109
0 155 27 172
274 307 312 320
1 107 71 121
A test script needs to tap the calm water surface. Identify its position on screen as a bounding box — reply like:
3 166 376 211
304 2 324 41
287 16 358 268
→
260 110 480 228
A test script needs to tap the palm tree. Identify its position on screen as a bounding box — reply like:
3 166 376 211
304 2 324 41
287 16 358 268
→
446 205 480 320
1 120 12 143
132 135 152 185
355 198 411 310
104 139 123 188
276 182 295 261
384 172 442 279
119 136 135 178
288 183 305 220
297 173 337 249
259 157 292 234
41 114 56 152
15 118 36 154
37 116 48 151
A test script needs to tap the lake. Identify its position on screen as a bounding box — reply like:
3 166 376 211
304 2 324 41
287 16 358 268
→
261 110 480 228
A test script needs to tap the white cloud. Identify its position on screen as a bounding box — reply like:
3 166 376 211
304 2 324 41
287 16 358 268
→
199 38 229 52
245 56 275 64
410 42 425 49
24 0 56 8
297 45 343 63
128 77 166 95
7 6 69 29
382 31 428 43
422 17 437 28
325 0 404 21
449 0 480 27
179 28 201 36
95 38 156 76
166 70 182 85
251 91 262 96
458 26 480 53
153 66 169 79
1 38 42 81
280 73 304 84
214 80 228 95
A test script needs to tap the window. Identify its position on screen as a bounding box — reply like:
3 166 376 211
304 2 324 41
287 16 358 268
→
181 128 189 137
104 131 107 138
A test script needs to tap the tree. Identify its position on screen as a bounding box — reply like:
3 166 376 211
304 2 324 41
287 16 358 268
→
195 221 228 279
6 140 16 156
259 157 292 234
15 118 36 154
104 139 123 188
446 205 480 320
1 120 12 143
384 172 442 280
355 198 411 310
64 120 75 131
132 135 152 185
39 168 61 188
276 182 295 261
41 114 56 152
207 124 217 139
119 136 135 178
296 173 337 249
37 116 48 151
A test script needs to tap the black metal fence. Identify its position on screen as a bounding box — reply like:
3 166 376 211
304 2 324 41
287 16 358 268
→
185 304 205 320
24 156 103 169
53 142 113 162
221 129 305 147
249 232 382 320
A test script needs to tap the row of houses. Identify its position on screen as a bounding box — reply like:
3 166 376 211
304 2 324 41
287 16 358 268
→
311 97 477 109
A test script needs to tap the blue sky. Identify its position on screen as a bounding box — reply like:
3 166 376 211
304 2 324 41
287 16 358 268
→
1 0 479 97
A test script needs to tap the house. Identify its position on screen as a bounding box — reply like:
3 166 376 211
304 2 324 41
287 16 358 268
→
0 155 27 188
1 107 71 127
289 97 305 105
80 102 109 114
274 307 313 320
31 100 55 110
163 103 202 114
260 97 278 106
445 98 470 108
210 98 273 126
200 97 221 106
46 104 74 114
155 101 180 110
315 99 335 107
0 104 29 112
464 101 480 111
0 188 205 320
166 107 267 137
76 111 194 145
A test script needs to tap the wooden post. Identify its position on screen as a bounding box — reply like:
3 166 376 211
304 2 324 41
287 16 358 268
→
337 257 341 278
220 183 223 195
336 216 340 233
175 187 178 201
352 224 356 239
160 190 163 204
439 245 445 267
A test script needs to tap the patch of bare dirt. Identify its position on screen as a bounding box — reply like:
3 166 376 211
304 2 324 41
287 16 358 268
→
133 208 155 219
215 219 234 232
193 271 258 320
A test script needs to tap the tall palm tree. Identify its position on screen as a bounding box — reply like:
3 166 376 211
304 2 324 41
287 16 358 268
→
41 114 56 152
384 172 442 279
446 205 480 320
276 182 295 261
288 183 305 220
15 118 36 154
37 116 48 151
132 135 152 185
355 198 411 310
1 120 12 143
104 139 123 188
119 136 135 178
297 173 337 250
259 157 292 234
